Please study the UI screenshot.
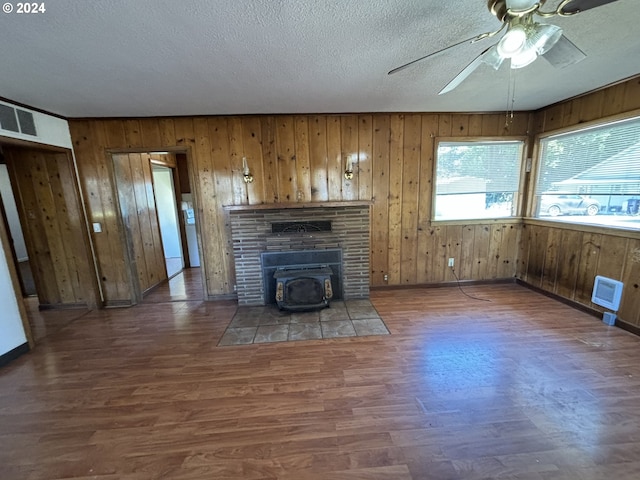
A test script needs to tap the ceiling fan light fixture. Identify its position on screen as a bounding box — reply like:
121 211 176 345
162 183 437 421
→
497 25 527 58
529 23 563 54
482 45 505 70
388 0 612 94
510 47 538 68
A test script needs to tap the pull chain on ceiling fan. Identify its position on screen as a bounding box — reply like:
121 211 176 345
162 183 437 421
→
388 0 623 95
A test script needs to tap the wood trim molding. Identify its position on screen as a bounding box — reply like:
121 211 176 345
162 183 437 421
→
615 318 640 336
0 342 29 367
207 293 238 302
371 277 517 291
431 217 523 227
224 201 373 211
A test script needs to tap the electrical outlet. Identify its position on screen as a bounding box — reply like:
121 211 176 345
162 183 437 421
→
383 274 388 281
448 257 455 267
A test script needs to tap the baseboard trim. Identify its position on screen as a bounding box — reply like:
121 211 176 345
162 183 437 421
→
0 342 29 368
104 300 135 308
612 318 640 336
515 279 603 319
370 277 516 291
207 293 238 301
38 302 90 311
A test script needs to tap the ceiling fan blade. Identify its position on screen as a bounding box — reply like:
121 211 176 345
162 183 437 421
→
559 0 621 15
438 46 494 95
388 33 492 75
541 34 586 68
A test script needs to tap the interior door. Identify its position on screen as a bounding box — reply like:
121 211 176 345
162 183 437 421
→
151 164 184 278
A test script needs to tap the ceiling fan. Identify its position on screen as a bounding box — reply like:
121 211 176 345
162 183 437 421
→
388 0 622 94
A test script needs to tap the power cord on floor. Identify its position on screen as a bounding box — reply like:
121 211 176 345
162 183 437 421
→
450 267 491 302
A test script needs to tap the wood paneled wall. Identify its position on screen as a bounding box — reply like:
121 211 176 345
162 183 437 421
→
520 76 640 326
532 77 640 133
519 223 640 326
69 113 530 302
112 153 167 296
4 147 98 308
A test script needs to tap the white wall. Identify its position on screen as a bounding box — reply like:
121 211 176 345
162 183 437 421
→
152 167 182 259
0 164 28 261
0 236 27 356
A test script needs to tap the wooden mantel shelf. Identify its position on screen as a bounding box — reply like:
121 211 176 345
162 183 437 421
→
223 201 373 212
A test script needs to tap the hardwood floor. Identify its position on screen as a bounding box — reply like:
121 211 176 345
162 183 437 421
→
143 267 205 303
23 297 90 343
3 282 640 479
165 257 184 279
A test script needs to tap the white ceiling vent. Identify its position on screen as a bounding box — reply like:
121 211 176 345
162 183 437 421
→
0 102 37 137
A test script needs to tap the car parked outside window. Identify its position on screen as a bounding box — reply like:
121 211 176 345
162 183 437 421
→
539 194 600 217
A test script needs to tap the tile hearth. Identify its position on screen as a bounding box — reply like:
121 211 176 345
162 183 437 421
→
218 299 389 346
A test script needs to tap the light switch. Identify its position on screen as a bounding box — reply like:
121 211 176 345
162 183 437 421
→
92 222 102 233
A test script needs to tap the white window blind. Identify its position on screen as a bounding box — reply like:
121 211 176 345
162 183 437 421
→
434 140 524 221
535 116 640 229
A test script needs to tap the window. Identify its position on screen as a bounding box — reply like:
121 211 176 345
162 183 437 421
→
434 139 524 221
533 116 640 230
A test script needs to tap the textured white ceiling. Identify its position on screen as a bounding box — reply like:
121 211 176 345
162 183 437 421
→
0 0 638 118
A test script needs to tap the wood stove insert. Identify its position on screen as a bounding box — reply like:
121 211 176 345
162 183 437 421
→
261 249 342 309
274 266 333 311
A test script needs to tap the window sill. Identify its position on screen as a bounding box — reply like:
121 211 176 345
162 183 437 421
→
523 217 640 239
430 217 523 226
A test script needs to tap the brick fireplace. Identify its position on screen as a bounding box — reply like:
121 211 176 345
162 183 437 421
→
226 203 371 306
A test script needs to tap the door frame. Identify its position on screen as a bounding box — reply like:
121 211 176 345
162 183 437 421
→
1 141 101 310
0 195 34 348
107 147 205 304
0 180 28 296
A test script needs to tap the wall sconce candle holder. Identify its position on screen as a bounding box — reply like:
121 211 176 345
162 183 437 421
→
344 155 354 180
242 157 254 183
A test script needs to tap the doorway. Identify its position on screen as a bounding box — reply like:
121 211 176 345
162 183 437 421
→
112 151 201 303
152 164 184 278
0 142 99 342
0 162 35 297
1 145 99 309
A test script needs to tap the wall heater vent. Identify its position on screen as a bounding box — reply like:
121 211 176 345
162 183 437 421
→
0 102 37 137
592 275 623 312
